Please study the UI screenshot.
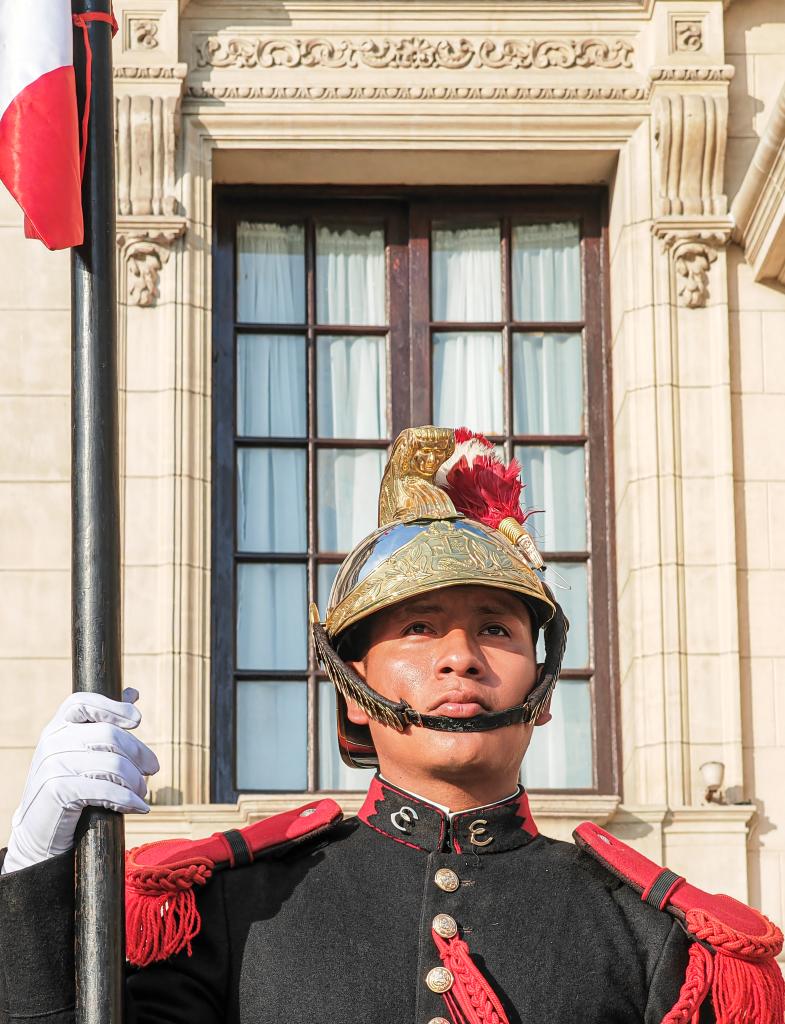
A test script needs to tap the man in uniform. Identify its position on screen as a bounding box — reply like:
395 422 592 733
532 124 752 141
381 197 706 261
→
0 426 782 1024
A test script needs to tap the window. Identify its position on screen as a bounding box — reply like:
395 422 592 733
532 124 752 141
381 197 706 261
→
212 189 617 801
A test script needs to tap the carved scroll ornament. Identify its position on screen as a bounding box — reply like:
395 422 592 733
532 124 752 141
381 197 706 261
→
117 222 186 307
654 225 731 309
654 92 728 218
195 35 634 72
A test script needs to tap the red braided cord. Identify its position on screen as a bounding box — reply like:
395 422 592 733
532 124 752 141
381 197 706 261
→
71 10 119 180
685 909 784 961
126 860 213 896
433 932 511 1024
661 942 714 1024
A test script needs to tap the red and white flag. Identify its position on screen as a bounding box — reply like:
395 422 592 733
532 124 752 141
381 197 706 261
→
0 0 83 249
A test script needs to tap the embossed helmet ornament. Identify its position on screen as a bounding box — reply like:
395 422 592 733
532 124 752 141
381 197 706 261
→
310 426 569 769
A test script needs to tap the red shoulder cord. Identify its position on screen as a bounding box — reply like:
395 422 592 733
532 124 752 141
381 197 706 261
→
432 930 511 1024
71 10 119 180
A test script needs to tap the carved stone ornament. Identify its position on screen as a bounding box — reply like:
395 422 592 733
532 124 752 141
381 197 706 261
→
187 83 649 103
653 92 729 217
194 35 634 72
117 219 186 307
653 221 732 308
115 92 181 216
129 18 159 50
674 21 703 52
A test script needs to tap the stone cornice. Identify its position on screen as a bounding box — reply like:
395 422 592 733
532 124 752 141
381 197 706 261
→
187 82 648 102
194 34 636 71
731 81 785 288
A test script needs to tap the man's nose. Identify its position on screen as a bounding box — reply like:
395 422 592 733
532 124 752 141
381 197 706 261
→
433 628 485 677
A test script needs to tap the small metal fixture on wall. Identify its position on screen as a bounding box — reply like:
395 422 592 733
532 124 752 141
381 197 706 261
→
700 761 726 804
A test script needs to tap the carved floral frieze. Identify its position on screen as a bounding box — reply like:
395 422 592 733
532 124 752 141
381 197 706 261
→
194 35 635 72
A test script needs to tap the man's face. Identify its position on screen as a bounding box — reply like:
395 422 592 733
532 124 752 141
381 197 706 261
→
346 585 548 788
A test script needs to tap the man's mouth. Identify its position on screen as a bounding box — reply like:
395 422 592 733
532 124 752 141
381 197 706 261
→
427 690 489 718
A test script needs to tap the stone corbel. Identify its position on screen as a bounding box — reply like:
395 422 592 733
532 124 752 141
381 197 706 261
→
653 217 732 308
650 69 732 308
117 216 187 307
114 66 187 216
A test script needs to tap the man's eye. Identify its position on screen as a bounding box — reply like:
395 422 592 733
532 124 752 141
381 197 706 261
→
482 624 510 637
403 622 431 635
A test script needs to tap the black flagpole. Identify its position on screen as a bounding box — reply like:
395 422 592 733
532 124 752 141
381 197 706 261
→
70 4 124 1024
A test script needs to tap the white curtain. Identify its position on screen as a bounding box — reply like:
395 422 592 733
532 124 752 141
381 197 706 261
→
318 336 387 439
237 222 305 324
236 682 307 790
316 226 385 325
236 563 307 670
512 221 581 322
433 332 504 434
237 334 306 437
520 681 592 789
432 224 501 321
237 448 307 553
318 448 386 552
516 445 586 552
431 225 503 432
513 332 582 435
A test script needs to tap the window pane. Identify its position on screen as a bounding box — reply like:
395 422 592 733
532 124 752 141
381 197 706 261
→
515 445 586 550
237 335 306 437
513 333 583 435
237 222 305 324
512 221 581 322
237 448 306 553
520 680 592 789
318 563 341 608
432 222 501 322
316 224 385 326
318 682 372 790
318 448 385 552
236 681 307 789
536 562 589 670
236 563 307 670
317 335 387 439
433 332 503 434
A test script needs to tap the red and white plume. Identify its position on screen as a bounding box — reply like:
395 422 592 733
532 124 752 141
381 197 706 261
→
0 0 83 249
436 427 544 570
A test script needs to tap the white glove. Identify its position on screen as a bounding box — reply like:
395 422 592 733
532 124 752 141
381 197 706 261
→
1 688 159 875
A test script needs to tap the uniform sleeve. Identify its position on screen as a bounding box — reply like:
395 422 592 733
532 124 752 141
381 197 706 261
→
0 848 231 1024
0 848 75 1024
645 919 716 1024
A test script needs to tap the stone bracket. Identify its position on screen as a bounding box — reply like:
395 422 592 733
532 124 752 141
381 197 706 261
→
653 217 732 308
117 215 187 307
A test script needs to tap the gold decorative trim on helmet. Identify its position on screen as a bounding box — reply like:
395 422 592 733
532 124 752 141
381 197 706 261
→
325 518 554 640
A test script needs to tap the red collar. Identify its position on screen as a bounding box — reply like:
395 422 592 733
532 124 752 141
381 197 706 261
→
358 774 538 854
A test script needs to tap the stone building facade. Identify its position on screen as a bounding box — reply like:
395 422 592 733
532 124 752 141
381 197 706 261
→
1 0 785 944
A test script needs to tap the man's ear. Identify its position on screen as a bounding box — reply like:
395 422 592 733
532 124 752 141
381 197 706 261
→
344 662 371 726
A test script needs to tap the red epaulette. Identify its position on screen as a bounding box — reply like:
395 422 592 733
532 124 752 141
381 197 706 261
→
575 822 784 1024
125 798 343 968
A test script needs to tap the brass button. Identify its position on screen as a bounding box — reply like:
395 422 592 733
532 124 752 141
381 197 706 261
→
434 867 460 892
427 1019 451 1024
426 967 454 993
432 913 458 939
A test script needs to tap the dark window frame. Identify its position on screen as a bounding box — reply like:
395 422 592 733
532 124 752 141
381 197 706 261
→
212 186 619 802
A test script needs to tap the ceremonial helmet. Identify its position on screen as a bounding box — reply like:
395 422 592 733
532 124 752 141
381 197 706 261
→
310 425 569 769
